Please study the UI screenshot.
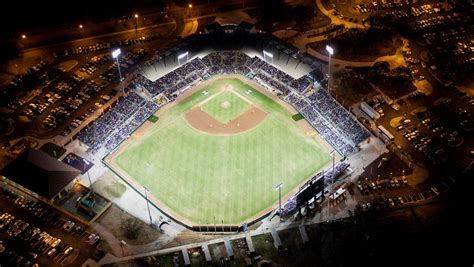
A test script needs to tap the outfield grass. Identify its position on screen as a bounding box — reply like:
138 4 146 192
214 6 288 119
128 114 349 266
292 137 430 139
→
201 91 250 123
113 78 331 224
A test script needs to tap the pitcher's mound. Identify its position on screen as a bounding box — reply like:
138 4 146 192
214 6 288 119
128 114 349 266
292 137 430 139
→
185 105 267 135
221 101 231 109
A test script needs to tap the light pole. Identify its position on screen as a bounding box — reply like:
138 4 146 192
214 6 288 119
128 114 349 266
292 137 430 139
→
331 149 336 175
144 186 153 226
274 182 283 222
82 158 93 193
328 150 336 220
120 240 127 256
112 49 126 95
325 45 334 94
188 4 193 19
79 24 84 38
86 171 93 190
20 34 27 49
134 14 139 32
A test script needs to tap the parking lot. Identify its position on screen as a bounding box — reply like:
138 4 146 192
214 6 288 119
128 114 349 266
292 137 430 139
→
0 185 104 266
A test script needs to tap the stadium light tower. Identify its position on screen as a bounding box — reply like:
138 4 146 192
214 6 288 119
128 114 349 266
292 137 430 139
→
327 149 336 221
326 45 334 94
177 51 189 65
112 49 126 95
144 186 153 226
263 50 274 64
274 182 284 222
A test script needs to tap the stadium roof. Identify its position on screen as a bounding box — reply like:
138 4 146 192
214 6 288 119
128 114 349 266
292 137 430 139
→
142 24 313 82
1 149 80 199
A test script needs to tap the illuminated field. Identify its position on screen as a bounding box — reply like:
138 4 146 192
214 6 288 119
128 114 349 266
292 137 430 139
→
111 78 332 225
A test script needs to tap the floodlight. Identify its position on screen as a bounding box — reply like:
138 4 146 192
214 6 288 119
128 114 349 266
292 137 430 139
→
177 51 189 60
263 50 273 58
326 45 334 55
274 182 284 191
112 49 121 58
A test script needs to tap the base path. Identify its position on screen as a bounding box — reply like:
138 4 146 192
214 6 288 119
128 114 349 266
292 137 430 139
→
184 105 267 135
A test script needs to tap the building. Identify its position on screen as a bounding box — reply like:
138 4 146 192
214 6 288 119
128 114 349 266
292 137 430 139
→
0 148 80 202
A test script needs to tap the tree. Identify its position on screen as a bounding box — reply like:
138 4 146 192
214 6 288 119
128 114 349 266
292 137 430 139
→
121 217 142 239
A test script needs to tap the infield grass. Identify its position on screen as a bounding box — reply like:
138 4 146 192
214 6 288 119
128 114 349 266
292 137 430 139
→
113 78 332 224
201 91 250 123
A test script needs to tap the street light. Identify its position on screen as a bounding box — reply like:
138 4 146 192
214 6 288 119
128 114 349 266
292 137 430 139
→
82 158 93 193
20 34 28 49
188 4 193 18
112 48 126 95
79 24 84 38
144 186 153 226
274 182 284 222
325 45 334 94
120 240 127 256
134 14 139 31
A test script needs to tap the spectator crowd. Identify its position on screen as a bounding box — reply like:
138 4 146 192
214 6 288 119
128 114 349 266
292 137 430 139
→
78 50 369 159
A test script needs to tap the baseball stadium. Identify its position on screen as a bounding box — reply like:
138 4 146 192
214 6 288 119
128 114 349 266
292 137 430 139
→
79 25 371 230
105 75 335 227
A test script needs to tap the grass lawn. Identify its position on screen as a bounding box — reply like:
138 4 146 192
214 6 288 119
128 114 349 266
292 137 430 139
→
104 181 126 198
113 78 331 224
201 90 250 123
40 142 66 159
147 115 159 123
292 113 304 121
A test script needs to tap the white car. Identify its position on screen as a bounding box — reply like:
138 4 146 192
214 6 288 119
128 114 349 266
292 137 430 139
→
63 246 73 255
88 234 100 245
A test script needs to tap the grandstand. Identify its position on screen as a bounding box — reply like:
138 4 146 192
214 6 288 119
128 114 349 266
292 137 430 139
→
78 23 369 162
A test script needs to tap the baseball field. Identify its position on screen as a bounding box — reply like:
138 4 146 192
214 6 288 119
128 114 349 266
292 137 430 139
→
110 77 332 225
